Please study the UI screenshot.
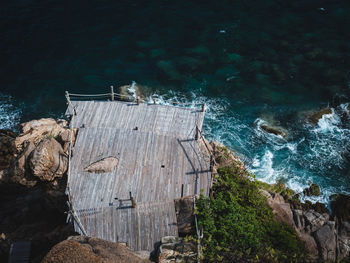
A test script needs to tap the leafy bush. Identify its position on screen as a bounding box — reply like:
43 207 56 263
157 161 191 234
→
196 166 305 262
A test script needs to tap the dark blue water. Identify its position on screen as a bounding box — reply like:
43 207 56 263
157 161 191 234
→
1 0 350 202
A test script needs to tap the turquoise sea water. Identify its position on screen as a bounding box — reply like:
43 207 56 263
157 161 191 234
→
1 1 350 202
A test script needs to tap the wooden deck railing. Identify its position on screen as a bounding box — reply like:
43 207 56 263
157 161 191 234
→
65 87 206 111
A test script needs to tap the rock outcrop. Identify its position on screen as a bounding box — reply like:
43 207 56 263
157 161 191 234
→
0 118 75 187
29 138 68 181
15 118 69 152
308 107 332 124
0 118 77 262
303 183 321 196
42 236 151 263
264 189 350 262
157 236 197 263
330 194 350 223
174 196 195 236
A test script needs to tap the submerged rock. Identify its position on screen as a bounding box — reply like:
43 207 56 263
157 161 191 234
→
308 107 332 124
303 183 321 196
260 124 287 137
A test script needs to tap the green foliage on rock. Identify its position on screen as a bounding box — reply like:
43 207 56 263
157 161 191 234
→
196 166 305 262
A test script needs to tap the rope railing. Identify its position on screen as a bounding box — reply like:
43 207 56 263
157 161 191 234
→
65 86 206 109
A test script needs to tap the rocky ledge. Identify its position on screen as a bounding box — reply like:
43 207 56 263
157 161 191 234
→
0 118 78 262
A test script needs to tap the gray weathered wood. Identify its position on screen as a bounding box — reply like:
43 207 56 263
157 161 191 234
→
67 100 210 251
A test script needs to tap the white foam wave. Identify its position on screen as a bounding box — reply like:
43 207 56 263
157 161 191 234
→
251 150 275 182
127 81 137 98
315 108 341 133
340 102 349 114
0 94 21 130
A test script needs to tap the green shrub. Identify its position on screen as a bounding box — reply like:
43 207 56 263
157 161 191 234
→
196 166 305 262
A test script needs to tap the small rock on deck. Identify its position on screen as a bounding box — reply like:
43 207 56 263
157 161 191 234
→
66 100 211 251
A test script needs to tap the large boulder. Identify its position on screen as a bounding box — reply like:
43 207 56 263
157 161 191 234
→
303 183 321 196
42 236 151 263
266 193 295 227
29 138 68 182
15 118 68 152
0 130 17 170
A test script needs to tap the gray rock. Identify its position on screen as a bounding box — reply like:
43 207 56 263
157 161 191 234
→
314 221 336 262
338 221 350 261
29 138 68 181
292 209 305 230
304 210 329 233
174 196 195 235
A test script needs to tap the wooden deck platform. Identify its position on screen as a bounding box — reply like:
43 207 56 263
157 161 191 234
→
66 100 211 251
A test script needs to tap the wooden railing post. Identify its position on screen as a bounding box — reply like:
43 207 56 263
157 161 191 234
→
65 91 71 105
195 126 199 140
201 103 206 112
130 192 136 208
111 86 114 101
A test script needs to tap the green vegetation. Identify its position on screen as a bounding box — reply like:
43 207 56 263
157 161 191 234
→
196 166 305 262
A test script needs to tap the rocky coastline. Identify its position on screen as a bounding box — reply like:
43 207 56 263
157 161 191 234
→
0 117 349 262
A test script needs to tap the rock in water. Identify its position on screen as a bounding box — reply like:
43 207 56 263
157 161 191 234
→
303 183 321 196
118 82 145 101
308 108 332 124
260 124 287 137
29 138 68 181
84 157 119 173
